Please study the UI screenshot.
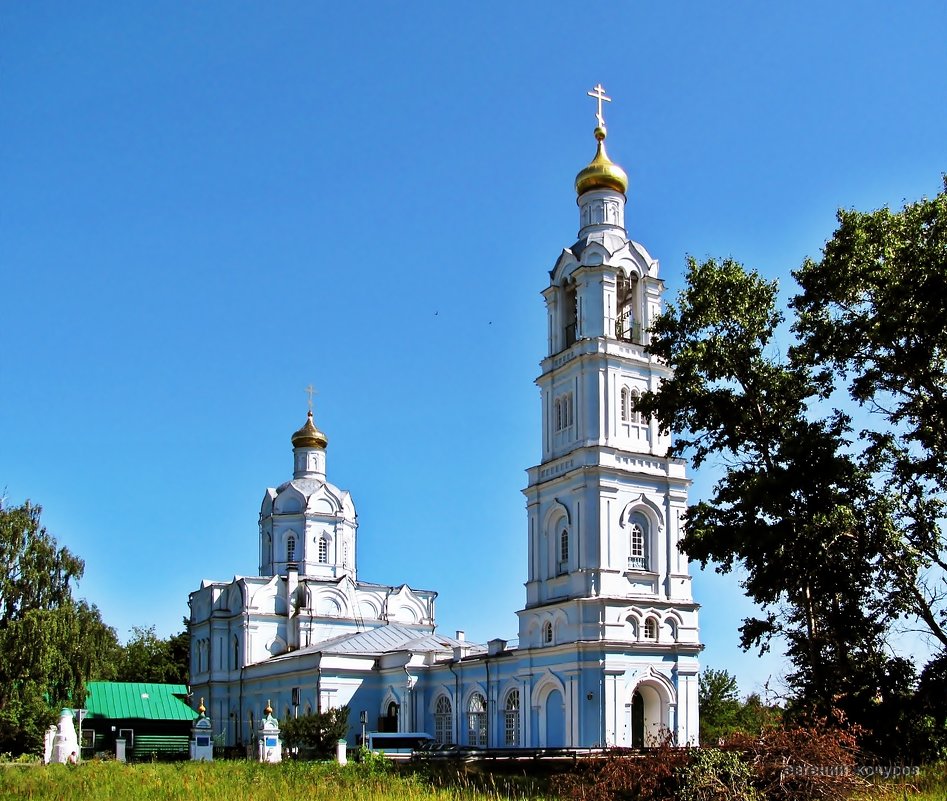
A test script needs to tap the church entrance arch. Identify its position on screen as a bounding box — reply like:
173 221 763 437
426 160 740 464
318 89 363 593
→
544 690 566 748
625 679 670 747
379 701 399 732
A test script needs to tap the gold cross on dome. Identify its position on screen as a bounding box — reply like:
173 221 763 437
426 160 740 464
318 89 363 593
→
587 83 612 127
305 384 318 411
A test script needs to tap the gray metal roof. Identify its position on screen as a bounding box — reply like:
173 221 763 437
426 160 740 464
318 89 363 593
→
294 623 473 656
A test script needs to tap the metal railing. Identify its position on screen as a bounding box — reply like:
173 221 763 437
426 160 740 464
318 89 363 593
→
615 312 642 344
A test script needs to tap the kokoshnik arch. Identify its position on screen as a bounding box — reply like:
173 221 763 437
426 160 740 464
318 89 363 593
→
188 86 701 749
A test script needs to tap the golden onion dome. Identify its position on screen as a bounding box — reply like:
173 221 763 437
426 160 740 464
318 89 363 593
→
575 126 628 196
291 410 328 449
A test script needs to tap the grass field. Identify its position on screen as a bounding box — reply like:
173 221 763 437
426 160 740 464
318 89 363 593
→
2 759 946 801
0 760 548 801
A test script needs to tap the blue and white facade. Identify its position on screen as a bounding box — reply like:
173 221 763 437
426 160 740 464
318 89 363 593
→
189 114 700 750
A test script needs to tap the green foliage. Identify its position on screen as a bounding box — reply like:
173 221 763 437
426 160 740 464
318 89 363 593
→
114 625 188 684
641 182 947 761
699 669 781 745
0 499 119 755
280 706 350 758
0 760 514 801
639 257 904 724
792 180 947 655
678 748 760 801
699 668 741 744
354 744 392 773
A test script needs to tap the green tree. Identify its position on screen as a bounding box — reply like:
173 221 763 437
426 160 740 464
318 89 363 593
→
280 706 350 758
637 257 905 723
0 499 118 754
698 668 741 744
115 625 188 684
699 669 781 744
792 179 947 650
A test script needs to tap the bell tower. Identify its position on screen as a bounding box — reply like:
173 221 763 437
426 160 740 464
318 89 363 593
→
517 86 700 744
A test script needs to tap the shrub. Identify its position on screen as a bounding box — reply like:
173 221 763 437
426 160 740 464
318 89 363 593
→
555 716 876 801
280 706 349 759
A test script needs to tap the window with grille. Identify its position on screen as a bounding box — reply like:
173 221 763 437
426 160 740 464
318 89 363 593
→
628 513 649 570
542 621 553 644
467 693 487 747
621 387 630 422
643 618 657 640
555 394 574 431
434 695 453 744
629 389 642 425
318 536 329 564
287 536 296 564
559 529 569 573
504 690 520 746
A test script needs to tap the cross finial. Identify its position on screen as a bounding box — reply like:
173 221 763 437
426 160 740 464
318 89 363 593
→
305 384 317 411
587 83 612 128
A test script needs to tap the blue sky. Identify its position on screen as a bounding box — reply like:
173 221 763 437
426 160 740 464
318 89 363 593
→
2 2 945 697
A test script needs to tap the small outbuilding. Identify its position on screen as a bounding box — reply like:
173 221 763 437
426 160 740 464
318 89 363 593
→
80 682 197 760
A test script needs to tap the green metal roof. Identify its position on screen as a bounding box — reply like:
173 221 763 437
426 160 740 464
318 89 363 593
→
83 682 197 722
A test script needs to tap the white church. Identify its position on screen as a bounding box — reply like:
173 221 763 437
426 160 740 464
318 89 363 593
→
189 87 701 750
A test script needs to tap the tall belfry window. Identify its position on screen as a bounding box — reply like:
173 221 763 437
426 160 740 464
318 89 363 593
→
559 529 569 574
562 282 578 349
616 272 640 343
628 513 649 570
621 387 644 427
555 393 574 432
287 536 296 564
318 536 329 564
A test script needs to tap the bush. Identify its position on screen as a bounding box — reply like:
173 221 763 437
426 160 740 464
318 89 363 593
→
280 707 349 759
554 716 875 801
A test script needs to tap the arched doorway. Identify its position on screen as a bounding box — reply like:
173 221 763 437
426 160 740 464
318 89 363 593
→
545 689 565 747
380 701 399 732
631 691 644 748
626 682 667 746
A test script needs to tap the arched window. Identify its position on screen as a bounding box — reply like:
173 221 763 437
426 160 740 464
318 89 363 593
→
566 393 574 426
434 695 453 744
542 620 553 645
616 272 640 343
643 617 657 641
286 536 296 564
555 398 562 431
629 389 642 425
232 635 239 670
621 387 631 422
504 689 520 746
467 693 487 747
628 513 649 570
318 535 329 564
563 283 577 349
559 529 569 573
385 701 399 732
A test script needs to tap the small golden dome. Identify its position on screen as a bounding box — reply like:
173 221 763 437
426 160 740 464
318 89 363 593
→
198 697 205 715
291 410 328 449
575 126 628 196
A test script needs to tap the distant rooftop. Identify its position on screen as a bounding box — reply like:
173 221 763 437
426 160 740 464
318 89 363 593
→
82 682 197 721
